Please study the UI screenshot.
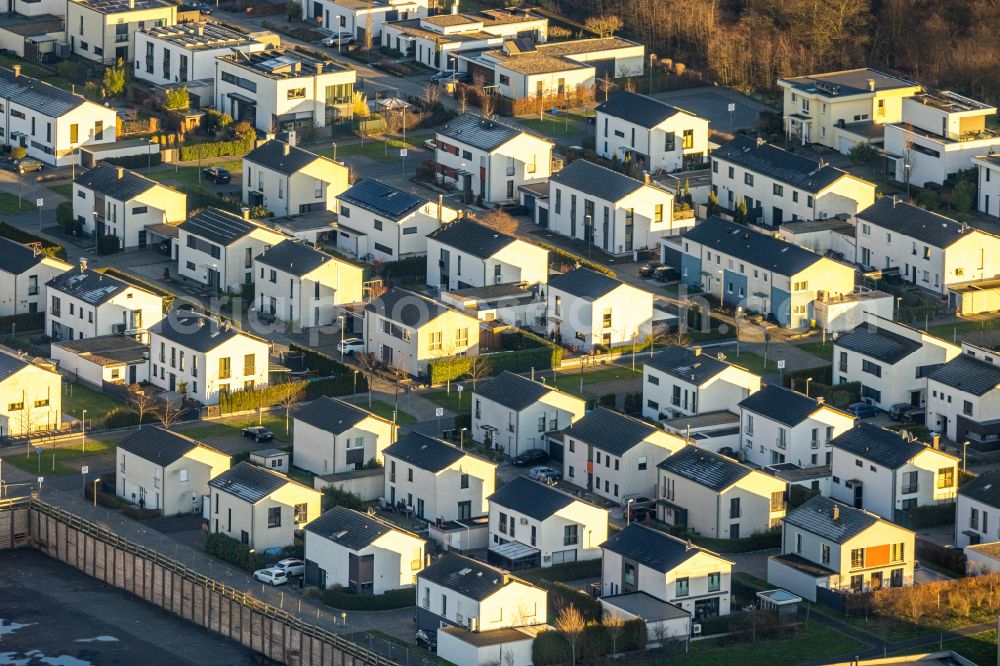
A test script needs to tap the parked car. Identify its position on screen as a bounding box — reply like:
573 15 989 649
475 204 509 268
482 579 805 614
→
336 338 365 354
322 32 356 47
627 505 655 522
652 266 681 282
493 201 528 216
202 166 231 184
511 449 548 467
528 466 561 484
638 261 662 277
620 493 654 509
241 425 274 442
194 2 212 13
416 630 437 653
901 408 926 424
848 402 878 419
11 157 42 174
271 558 305 577
423 138 438 151
888 403 912 421
253 568 288 586
430 71 470 85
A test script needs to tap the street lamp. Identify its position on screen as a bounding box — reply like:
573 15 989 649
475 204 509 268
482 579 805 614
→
626 498 636 526
963 441 970 472
331 140 338 162
459 427 467 450
648 54 656 95
717 270 724 308
352 370 359 398
81 409 87 453
92 478 101 508
805 377 814 397
338 315 346 362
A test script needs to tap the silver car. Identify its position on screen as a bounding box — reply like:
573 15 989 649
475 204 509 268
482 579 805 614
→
253 568 288 586
272 558 305 577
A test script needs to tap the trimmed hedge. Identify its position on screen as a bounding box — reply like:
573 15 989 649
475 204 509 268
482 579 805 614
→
320 587 415 611
426 329 562 384
902 501 955 528
532 238 616 277
205 532 266 572
0 311 45 333
180 136 255 161
0 221 66 259
379 256 426 281
532 620 647 666
518 558 601 584
220 380 308 414
105 153 162 169
289 344 370 392
304 375 366 400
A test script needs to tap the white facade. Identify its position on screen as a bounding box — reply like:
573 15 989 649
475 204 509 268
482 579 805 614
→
0 244 70 316
643 350 761 421
243 141 349 217
177 210 288 293
67 0 177 64
46 270 164 342
545 271 653 352
926 344 1000 443
596 93 710 173
293 400 396 476
304 0 428 37
134 23 273 88
426 222 549 291
975 155 1000 218
956 482 1000 549
0 354 62 436
117 435 230 516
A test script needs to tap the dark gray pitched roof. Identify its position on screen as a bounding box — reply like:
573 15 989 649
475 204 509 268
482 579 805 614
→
928 353 1000 396
208 461 290 503
601 524 710 572
959 470 1000 509
338 178 426 222
255 239 340 276
0 349 48 380
683 216 823 276
857 198 979 249
438 113 549 152
564 407 658 456
294 396 380 435
0 66 90 117
364 287 457 327
657 446 752 491
304 506 403 550
645 346 734 385
548 267 622 300
738 385 824 427
150 314 261 353
487 476 577 521
830 423 930 469
118 426 219 467
0 237 59 275
418 553 515 600
549 159 645 203
473 371 556 411
834 321 923 364
783 495 880 543
382 432 468 473
596 91 691 128
714 135 854 193
179 208 274 246
427 219 516 258
47 268 154 305
74 162 160 200
245 140 324 175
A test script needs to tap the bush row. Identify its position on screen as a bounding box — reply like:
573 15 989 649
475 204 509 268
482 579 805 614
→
425 330 562 384
378 255 427 280
304 375 366 400
532 238 616 277
205 532 266 572
902 502 956 528
0 221 66 259
180 136 255 161
219 380 308 414
288 344 370 392
0 311 45 333
532 620 647 666
319 586 415 611
104 154 163 169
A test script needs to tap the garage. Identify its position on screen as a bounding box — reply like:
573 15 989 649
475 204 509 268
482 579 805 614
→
838 136 856 155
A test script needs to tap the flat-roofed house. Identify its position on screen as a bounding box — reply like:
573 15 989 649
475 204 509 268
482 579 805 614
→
67 0 177 64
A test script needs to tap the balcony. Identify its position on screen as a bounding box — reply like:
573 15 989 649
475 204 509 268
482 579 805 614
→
901 484 918 495
115 32 129 43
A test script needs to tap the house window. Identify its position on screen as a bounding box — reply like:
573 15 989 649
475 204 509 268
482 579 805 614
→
244 354 255 376
219 357 231 379
456 328 469 347
744 173 754 186
647 374 660 386
770 491 784 512
682 129 694 149
707 572 720 592
499 512 508 534
563 524 578 545
963 400 974 417
862 359 882 377
267 507 281 528
937 467 955 489
729 497 741 518
891 542 905 563
675 577 689 598
460 474 469 489
821 544 831 565
429 331 443 352
287 88 306 99
624 561 637 586
850 548 864 569
773 184 783 196
294 503 308 523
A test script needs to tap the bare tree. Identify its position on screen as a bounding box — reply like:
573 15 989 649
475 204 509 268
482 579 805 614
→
584 14 624 37
604 610 626 655
555 604 586 665
128 389 156 426
477 209 519 235
423 82 441 107
465 355 491 389
276 380 305 439
479 88 497 118
598 73 614 102
457 86 468 113
356 352 380 407
363 1 375 51
155 399 185 431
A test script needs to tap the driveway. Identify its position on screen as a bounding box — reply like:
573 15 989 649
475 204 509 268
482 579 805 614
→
653 86 773 133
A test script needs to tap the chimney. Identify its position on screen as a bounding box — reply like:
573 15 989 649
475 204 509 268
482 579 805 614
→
197 24 204 36
867 78 876 92
79 258 87 272
315 63 323 74
129 0 134 7
816 396 825 404
642 171 650 185
241 207 251 220
116 166 125 179
437 194 443 224
932 434 941 450
12 64 20 78
833 505 840 521
282 142 290 156
693 346 702 356
452 0 459 13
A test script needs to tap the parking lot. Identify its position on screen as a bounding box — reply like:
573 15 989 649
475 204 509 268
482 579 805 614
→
654 86 772 133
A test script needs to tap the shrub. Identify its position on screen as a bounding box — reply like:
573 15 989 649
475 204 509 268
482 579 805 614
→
541 581 603 621
200 109 234 135
0 222 65 259
531 239 616 277
320 586 415 610
56 201 73 226
377 255 426 280
289 344 369 388
303 375 367 400
180 136 255 161
321 487 367 511
97 234 121 255
219 380 308 414
426 329 562 384
205 532 265 571
0 311 44 333
849 141 879 165
904 502 955 528
165 86 189 110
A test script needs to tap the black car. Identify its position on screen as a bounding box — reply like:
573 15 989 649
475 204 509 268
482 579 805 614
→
494 201 527 216
627 505 655 522
652 265 681 282
241 426 274 442
638 261 662 277
511 448 548 467
901 408 926 424
416 630 437 653
202 166 231 184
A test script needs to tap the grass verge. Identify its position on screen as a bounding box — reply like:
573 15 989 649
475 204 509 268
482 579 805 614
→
5 438 117 475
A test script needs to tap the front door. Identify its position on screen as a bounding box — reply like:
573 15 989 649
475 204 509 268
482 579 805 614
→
853 482 863 509
870 571 883 590
911 390 922 406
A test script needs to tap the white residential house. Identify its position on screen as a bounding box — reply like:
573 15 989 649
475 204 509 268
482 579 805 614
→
435 113 553 204
601 524 734 619
147 313 270 405
680 216 857 328
50 334 149 387
254 239 364 328
643 345 762 420
768 495 915 601
926 343 1000 445
303 0 430 39
46 263 164 342
974 154 1000 218
561 407 685 504
243 140 349 217
364 287 481 377
487 476 609 569
303 506 426 594
415 553 547 634
116 427 230 516
0 238 71 315
884 92 1000 187
335 178 458 262
830 423 959 520
832 314 960 410
545 159 686 256
426 218 548 291
73 163 187 249
382 432 497 522
0 65 118 167
545 267 653 352
134 22 275 94
657 446 787 540
739 384 856 469
595 91 710 173
471 371 585 457
711 135 877 227
208 461 322 550
177 207 288 293
0 350 62 436
956 470 1000 548
67 0 177 64
292 396 396 476
855 197 1000 296
215 48 355 132
777 68 922 153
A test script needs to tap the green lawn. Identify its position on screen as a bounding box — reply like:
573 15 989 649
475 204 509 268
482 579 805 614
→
63 383 122 422
926 316 1000 341
652 624 863 666
797 340 834 361
546 365 642 395
0 191 36 214
422 389 470 414
47 183 73 199
149 159 243 190
178 413 291 442
895 630 995 665
312 133 435 163
724 351 776 375
365 400 416 425
516 112 592 139
5 438 117 475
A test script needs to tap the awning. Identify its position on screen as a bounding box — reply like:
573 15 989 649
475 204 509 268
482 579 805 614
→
227 92 256 105
145 222 179 239
489 540 539 562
